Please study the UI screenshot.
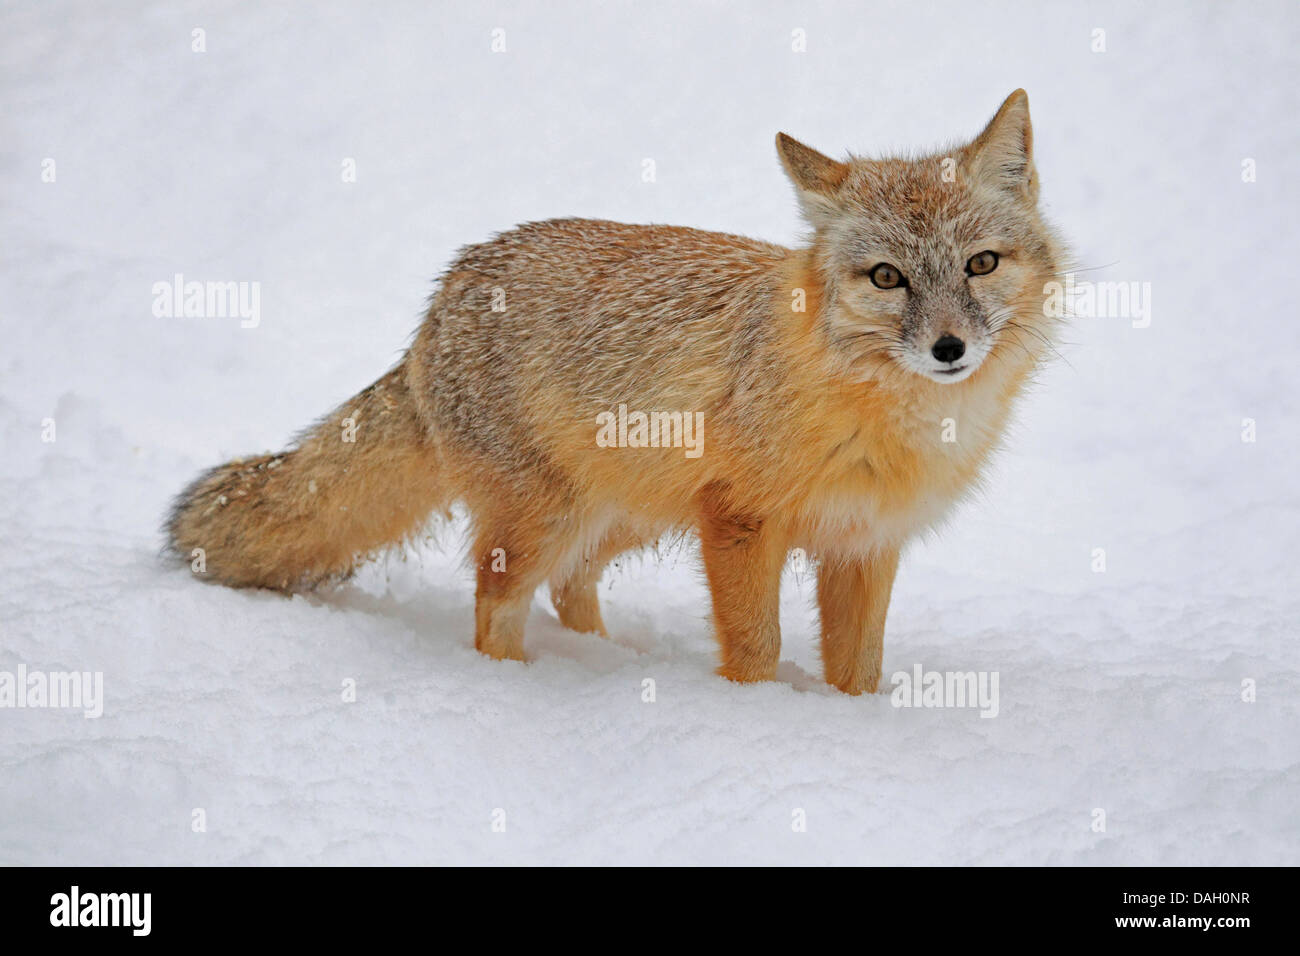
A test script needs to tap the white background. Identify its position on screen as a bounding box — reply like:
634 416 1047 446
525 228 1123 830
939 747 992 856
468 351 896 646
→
2 0 1297 864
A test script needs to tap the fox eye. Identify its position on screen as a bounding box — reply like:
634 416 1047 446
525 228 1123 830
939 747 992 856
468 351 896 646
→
868 262 906 289
967 251 999 276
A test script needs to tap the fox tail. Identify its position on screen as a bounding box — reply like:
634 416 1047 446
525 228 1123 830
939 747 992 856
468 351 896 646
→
165 362 445 590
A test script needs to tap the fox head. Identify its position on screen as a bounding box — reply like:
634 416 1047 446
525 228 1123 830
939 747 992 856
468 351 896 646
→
777 90 1062 386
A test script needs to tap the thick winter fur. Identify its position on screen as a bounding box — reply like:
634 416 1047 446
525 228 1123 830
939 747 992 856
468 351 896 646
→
167 91 1066 694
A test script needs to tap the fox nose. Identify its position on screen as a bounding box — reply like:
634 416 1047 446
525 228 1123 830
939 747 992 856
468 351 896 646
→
931 335 966 364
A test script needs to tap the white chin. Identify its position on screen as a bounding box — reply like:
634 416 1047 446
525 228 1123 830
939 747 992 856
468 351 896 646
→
917 364 976 384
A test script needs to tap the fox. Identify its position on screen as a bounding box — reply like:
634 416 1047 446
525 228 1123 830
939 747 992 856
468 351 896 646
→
166 90 1067 695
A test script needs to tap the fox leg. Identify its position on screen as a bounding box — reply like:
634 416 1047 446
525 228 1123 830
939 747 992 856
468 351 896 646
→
817 549 900 695
550 525 641 636
472 513 567 662
698 494 786 684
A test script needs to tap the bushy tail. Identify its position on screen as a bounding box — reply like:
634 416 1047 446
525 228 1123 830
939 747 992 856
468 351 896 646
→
165 361 445 591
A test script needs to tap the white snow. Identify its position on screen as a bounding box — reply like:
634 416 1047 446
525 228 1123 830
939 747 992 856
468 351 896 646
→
1 0 1297 865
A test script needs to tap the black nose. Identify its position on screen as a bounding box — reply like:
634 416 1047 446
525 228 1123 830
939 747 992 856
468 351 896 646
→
931 335 965 363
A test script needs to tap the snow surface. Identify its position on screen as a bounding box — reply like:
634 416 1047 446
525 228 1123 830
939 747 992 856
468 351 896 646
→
2 0 1298 865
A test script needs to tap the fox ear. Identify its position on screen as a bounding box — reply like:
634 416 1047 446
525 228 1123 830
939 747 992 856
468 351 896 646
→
965 89 1038 202
776 132 850 227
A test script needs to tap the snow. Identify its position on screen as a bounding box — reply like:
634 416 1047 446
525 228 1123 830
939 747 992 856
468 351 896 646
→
2 0 1297 865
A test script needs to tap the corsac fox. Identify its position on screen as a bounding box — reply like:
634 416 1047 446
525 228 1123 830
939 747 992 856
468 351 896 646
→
167 90 1066 695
